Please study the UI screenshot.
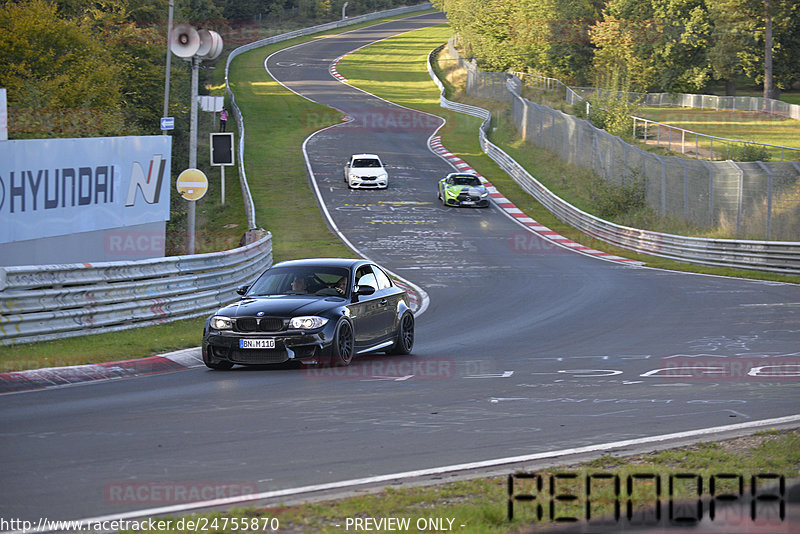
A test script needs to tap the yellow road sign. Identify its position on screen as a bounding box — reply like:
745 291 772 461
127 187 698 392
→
176 168 208 201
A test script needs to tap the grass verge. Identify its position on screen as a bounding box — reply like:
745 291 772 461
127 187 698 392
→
121 429 800 533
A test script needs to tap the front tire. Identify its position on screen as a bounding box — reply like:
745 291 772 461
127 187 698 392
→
329 319 354 366
388 313 414 355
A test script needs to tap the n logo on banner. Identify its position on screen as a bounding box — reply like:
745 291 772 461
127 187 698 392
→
126 155 166 206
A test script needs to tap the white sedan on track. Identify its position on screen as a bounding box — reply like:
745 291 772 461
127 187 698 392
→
344 154 388 189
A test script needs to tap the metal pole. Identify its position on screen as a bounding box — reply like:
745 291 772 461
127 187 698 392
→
660 156 666 216
730 161 744 236
707 162 714 227
161 0 173 133
188 56 199 254
757 161 773 239
221 165 226 205
682 160 689 220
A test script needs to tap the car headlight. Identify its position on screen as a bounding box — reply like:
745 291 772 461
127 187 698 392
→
210 316 233 330
290 316 329 329
481 192 489 198
349 173 359 180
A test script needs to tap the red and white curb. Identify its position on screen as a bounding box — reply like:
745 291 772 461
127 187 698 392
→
329 55 348 82
0 348 203 395
429 136 644 266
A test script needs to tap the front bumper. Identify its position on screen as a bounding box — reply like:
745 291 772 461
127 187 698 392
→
203 328 334 365
348 175 388 188
444 194 490 207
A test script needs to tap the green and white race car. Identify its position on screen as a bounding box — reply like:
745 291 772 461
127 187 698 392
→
437 173 490 207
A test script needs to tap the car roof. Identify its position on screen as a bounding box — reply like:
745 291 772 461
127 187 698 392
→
271 258 369 270
446 172 479 179
351 154 381 159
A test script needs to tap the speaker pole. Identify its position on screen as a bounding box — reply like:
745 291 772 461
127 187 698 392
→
161 0 174 134
188 55 199 254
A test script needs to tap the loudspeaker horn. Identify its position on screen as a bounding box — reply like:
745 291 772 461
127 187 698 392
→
196 29 213 58
205 31 223 60
170 24 200 58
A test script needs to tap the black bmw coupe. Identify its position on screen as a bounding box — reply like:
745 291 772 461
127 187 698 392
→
202 258 415 369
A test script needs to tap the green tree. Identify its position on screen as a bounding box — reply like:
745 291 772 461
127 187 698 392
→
436 0 600 82
176 0 224 24
589 9 655 91
509 0 601 83
589 0 712 93
435 0 515 69
588 67 641 138
0 0 126 137
736 0 800 97
706 0 750 95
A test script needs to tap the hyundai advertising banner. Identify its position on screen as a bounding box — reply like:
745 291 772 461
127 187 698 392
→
0 136 171 245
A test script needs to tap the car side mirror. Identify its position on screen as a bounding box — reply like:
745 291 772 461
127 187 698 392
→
354 284 376 296
236 284 250 296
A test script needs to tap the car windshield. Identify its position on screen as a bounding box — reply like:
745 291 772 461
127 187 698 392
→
248 266 350 297
452 176 481 186
352 158 382 168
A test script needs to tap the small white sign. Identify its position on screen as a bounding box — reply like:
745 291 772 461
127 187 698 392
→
198 95 224 112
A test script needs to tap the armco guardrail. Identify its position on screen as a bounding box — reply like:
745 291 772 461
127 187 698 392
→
0 235 272 345
428 46 800 275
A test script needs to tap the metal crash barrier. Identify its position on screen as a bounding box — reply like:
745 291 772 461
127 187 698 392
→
0 234 272 345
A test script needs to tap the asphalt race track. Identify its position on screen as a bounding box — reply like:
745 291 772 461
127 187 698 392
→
2 11 799 527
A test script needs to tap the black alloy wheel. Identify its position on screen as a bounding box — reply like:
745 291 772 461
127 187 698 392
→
330 319 354 366
388 313 414 355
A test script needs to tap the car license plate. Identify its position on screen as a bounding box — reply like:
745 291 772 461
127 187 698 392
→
239 338 275 349
462 200 475 205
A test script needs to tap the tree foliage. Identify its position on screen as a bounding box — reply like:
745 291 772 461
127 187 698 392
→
0 0 125 135
436 0 800 94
